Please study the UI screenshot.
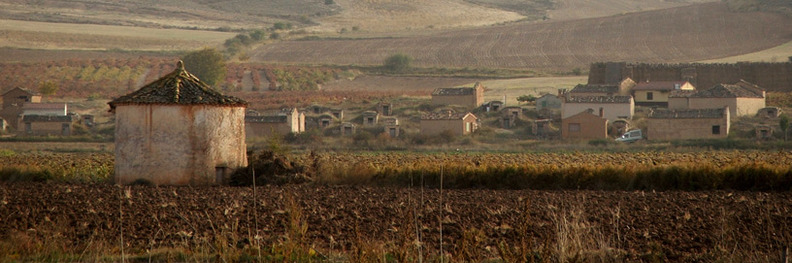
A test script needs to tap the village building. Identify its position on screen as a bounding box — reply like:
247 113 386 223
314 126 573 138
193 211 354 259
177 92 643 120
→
22 103 67 116
245 108 305 138
568 78 635 97
0 87 42 130
330 109 344 120
756 125 773 140
20 114 76 136
340 122 356 136
361 110 379 126
536 93 562 111
420 111 478 136
561 95 634 122
646 107 730 141
108 61 248 186
500 106 522 129
317 114 335 128
632 81 695 107
376 102 393 116
561 110 608 140
381 117 400 137
756 107 781 119
668 80 765 117
532 119 553 138
431 82 484 109
484 101 503 112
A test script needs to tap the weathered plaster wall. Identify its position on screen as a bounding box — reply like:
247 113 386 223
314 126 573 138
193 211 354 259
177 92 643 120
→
561 113 607 140
115 105 247 185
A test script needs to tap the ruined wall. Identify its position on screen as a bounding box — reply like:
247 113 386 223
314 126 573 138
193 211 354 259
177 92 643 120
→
589 62 792 91
114 105 247 185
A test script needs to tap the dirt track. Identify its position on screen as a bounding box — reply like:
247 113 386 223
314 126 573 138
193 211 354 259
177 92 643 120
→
1 183 790 261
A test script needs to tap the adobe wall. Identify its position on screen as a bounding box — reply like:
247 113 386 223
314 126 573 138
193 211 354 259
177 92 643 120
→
420 117 476 136
24 121 70 136
647 117 729 140
685 97 765 117
561 113 607 140
561 101 634 121
589 62 792 91
431 95 479 109
114 105 247 185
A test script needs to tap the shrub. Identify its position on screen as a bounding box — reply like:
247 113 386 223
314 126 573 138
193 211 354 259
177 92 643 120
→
383 53 412 73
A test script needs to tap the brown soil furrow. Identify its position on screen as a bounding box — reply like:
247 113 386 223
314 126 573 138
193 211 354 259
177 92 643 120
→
1 183 790 261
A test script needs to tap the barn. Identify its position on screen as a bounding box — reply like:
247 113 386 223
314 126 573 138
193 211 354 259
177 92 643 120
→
108 61 248 185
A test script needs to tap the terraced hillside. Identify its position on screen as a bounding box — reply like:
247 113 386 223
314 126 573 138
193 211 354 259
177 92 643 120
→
250 2 792 71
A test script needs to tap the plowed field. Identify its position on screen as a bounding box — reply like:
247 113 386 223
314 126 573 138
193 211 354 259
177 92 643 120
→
251 2 792 71
1 183 790 261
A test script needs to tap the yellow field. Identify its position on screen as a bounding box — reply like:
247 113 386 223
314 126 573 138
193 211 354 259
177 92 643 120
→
0 19 235 50
700 40 792 63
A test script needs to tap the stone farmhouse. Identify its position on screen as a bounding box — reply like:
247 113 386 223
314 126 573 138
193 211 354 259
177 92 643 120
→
20 114 75 136
632 81 695 107
561 95 634 122
109 61 248 186
361 110 379 126
420 111 478 136
381 117 400 137
500 106 522 129
646 107 730 140
561 110 608 140
245 108 305 139
0 87 42 130
668 80 765 117
431 82 484 109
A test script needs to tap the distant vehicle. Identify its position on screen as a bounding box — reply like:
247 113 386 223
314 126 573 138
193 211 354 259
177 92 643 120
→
616 129 643 143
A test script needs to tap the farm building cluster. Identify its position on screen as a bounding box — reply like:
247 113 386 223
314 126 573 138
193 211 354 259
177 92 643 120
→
0 60 789 185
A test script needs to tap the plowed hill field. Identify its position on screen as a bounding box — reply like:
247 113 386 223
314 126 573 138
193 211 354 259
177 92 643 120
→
251 2 792 71
1 183 790 261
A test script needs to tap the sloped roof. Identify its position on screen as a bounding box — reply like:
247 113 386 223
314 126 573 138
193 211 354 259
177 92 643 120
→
2 87 38 97
421 111 476 120
565 95 632 104
22 103 66 110
108 61 247 110
570 84 619 94
687 81 764 98
648 108 726 119
633 81 691 91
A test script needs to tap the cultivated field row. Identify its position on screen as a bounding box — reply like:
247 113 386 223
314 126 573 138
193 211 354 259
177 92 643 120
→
250 2 792 71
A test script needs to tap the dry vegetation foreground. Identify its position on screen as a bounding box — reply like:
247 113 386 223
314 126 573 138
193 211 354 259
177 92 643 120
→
0 183 790 262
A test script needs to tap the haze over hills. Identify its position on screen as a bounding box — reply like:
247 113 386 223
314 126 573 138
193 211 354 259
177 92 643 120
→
0 0 789 73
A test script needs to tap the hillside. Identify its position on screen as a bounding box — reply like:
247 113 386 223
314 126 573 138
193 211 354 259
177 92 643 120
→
249 2 792 71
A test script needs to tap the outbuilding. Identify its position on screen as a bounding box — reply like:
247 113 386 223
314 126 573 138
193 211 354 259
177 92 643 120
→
108 61 248 185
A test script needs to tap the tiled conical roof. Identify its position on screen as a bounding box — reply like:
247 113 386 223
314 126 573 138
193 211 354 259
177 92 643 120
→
109 61 247 110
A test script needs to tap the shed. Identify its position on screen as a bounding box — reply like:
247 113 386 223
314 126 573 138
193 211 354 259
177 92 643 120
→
108 61 248 185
